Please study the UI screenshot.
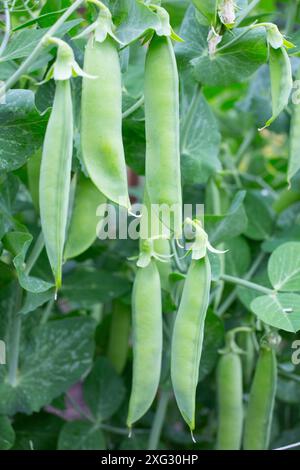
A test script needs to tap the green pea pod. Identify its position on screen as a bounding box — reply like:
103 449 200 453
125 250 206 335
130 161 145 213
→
243 345 277 450
144 34 182 238
64 174 106 260
27 149 42 213
140 190 172 291
127 260 162 428
171 257 211 431
288 66 300 184
107 300 131 375
262 46 293 130
40 79 73 290
216 351 243 450
82 35 130 209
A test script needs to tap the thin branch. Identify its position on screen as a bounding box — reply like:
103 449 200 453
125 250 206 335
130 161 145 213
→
0 0 11 58
220 273 274 296
217 251 266 316
122 96 144 120
148 389 170 450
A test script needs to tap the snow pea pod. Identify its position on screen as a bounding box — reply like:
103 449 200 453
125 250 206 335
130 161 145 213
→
217 350 243 450
64 174 106 260
288 66 300 184
39 79 73 290
127 260 162 428
243 345 277 450
81 35 130 209
171 257 211 432
144 34 182 238
262 46 293 130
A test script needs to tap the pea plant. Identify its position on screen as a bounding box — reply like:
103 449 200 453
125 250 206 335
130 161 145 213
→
0 0 300 452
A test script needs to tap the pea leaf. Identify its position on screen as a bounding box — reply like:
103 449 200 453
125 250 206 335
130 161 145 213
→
3 232 53 293
192 0 218 25
0 61 17 81
0 90 50 172
83 357 126 422
62 268 131 309
0 174 21 239
225 236 251 277
268 242 300 291
19 289 55 315
58 421 106 450
107 0 159 45
199 310 225 382
0 20 81 62
243 190 275 241
206 191 248 245
176 6 268 86
0 317 96 415
0 416 15 450
12 412 63 450
251 293 300 332
181 86 221 185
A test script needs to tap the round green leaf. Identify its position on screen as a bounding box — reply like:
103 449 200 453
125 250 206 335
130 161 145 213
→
268 242 300 291
251 293 300 333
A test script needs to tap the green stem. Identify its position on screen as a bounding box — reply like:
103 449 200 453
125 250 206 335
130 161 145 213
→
122 96 144 120
66 392 147 435
216 23 256 53
8 231 45 386
220 273 273 296
278 368 300 384
41 299 55 325
217 251 266 316
0 0 11 58
148 389 170 450
1 0 85 95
